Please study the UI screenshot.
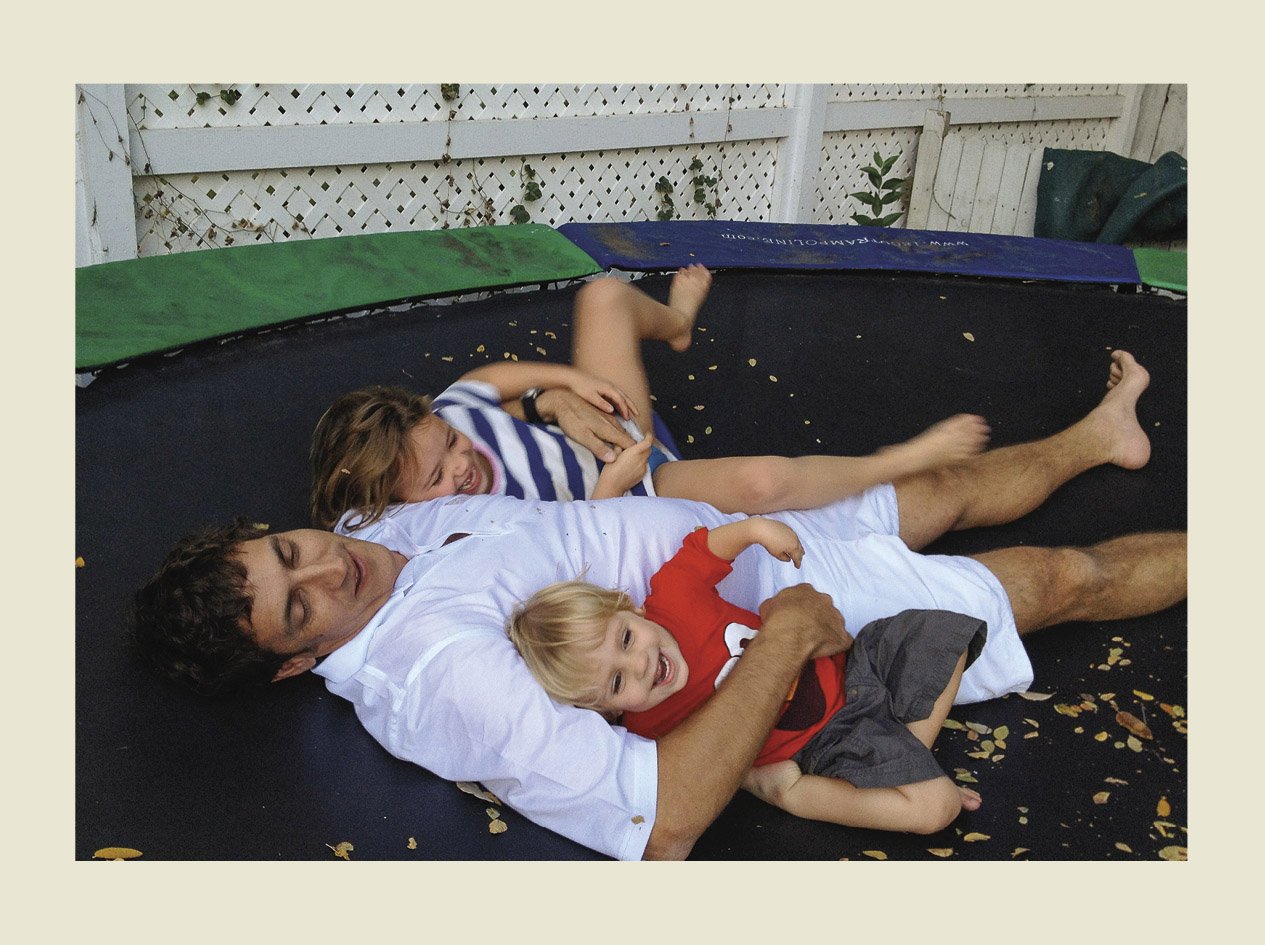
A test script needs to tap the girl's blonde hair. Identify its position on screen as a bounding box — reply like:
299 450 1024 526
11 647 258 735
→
507 580 634 709
309 385 433 531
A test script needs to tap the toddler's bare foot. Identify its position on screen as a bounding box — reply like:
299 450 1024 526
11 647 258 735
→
665 264 712 352
1089 350 1151 469
958 786 982 811
882 414 991 474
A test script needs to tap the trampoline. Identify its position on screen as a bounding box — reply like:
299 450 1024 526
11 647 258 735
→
76 224 1186 860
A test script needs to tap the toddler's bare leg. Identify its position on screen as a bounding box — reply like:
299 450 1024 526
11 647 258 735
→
743 762 972 834
896 351 1152 551
571 266 712 437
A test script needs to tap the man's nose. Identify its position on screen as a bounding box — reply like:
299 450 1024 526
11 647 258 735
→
297 554 344 588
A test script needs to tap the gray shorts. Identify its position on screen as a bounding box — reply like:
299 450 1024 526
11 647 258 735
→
791 609 987 789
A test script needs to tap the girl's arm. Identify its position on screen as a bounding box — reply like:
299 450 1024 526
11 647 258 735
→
463 362 636 421
705 517 804 568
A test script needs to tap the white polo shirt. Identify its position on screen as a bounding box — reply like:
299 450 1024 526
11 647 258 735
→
320 487 1031 858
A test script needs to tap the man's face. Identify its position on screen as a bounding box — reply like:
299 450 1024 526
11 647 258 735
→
585 609 689 717
235 529 407 679
395 416 493 503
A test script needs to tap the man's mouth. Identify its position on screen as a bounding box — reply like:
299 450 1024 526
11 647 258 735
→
349 552 365 596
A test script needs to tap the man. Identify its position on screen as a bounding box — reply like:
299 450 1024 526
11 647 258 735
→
131 351 1185 860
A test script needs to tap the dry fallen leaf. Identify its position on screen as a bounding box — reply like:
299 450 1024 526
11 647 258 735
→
455 781 503 805
942 719 965 730
93 847 142 860
1157 796 1171 817
1115 842 1132 853
1093 791 1110 805
1158 845 1187 861
862 850 887 860
1010 847 1029 858
963 832 990 842
748 359 757 366
1133 690 1154 701
1116 711 1153 740
76 556 86 568
963 332 975 341
1017 691 1053 701
407 837 417 850
327 841 354 860
927 848 954 858
489 819 508 834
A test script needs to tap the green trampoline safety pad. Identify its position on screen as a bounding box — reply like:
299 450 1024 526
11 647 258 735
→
1131 248 1187 293
76 226 602 370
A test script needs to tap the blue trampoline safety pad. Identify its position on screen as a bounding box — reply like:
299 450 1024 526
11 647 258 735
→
558 221 1142 285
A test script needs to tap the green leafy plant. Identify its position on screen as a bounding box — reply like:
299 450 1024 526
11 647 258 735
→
688 158 719 217
440 84 461 102
510 162 543 224
849 151 907 227
655 176 676 221
195 88 241 107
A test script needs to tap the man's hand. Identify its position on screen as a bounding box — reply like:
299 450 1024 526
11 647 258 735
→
535 388 639 463
757 584 850 659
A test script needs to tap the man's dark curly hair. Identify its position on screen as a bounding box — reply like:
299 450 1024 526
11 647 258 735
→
129 516 290 696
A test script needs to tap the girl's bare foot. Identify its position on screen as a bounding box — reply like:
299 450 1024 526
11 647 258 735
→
665 264 712 352
1092 350 1151 469
958 786 982 811
883 414 991 474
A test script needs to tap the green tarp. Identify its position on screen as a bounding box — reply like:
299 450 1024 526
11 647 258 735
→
1035 149 1187 245
76 226 602 370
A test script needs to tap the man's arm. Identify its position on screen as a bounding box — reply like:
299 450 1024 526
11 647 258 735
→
643 583 848 859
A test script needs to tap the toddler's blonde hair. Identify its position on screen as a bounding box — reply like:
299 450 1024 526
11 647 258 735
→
508 580 635 709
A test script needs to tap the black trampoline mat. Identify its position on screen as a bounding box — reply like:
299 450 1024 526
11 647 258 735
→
76 269 1186 860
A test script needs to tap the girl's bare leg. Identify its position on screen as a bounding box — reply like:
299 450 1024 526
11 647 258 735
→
571 266 712 437
651 414 990 514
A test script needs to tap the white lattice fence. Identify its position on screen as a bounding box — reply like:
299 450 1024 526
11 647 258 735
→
77 83 1170 263
127 83 785 128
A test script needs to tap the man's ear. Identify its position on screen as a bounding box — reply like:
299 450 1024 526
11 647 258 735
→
272 653 317 682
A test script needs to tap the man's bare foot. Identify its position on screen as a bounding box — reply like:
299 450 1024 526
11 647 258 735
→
665 264 712 352
1090 350 1151 469
882 414 991 474
958 786 982 811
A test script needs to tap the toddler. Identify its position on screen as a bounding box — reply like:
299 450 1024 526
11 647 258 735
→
508 516 988 834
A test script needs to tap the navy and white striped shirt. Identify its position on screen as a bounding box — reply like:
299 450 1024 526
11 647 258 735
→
431 379 664 501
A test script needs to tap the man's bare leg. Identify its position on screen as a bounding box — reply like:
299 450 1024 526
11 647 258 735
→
971 531 1187 634
896 350 1153 551
571 266 712 438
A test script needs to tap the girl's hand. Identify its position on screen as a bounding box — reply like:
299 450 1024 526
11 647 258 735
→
752 518 805 568
592 436 653 499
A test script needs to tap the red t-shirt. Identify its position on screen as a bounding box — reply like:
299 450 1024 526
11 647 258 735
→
621 528 847 765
